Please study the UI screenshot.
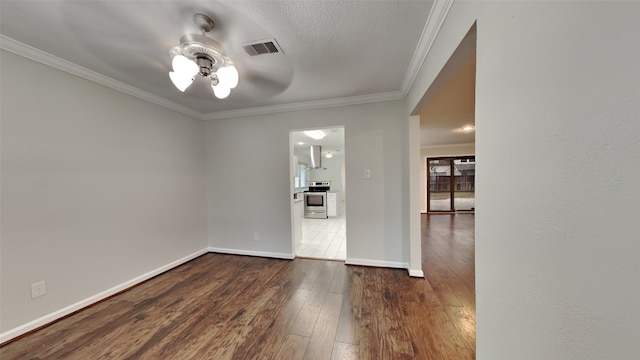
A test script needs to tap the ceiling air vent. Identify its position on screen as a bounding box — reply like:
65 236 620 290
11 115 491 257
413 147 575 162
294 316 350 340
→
243 39 282 56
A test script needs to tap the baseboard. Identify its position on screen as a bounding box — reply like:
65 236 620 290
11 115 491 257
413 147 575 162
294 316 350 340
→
0 248 208 344
346 258 424 277
345 257 408 270
408 269 425 278
208 247 294 260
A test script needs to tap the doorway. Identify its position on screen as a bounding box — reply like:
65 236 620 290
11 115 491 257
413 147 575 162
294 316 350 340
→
413 22 477 355
427 156 475 212
290 127 347 260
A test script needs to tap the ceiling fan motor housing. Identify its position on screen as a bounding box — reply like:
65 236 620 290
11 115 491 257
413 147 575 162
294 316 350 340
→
196 56 214 77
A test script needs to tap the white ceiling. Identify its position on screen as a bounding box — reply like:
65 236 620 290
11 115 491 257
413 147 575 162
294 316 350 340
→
420 51 476 147
1 0 474 148
292 127 345 158
0 0 434 118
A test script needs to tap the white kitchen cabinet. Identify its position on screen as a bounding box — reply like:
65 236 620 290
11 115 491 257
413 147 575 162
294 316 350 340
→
327 192 337 217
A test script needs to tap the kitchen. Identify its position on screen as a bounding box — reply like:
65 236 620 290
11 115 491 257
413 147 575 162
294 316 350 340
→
291 127 346 260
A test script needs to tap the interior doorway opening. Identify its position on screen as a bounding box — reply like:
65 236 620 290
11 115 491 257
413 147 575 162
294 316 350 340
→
290 127 347 260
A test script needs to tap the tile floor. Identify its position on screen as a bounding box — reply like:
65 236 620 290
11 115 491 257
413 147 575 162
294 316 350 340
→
296 214 346 260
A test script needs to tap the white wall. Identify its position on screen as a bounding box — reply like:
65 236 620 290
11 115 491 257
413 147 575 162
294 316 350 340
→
420 143 475 212
205 100 408 267
308 154 344 193
409 1 640 359
0 51 208 336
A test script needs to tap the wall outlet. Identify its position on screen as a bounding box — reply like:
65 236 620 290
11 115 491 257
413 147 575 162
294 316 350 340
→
30 281 47 299
253 232 259 241
364 169 371 179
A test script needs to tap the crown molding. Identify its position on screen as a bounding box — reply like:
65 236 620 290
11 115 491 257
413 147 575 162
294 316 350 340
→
204 91 404 120
421 142 475 150
209 0 454 120
1 0 453 122
0 35 204 120
400 0 454 97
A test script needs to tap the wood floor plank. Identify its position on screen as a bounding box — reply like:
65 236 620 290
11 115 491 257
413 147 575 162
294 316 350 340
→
231 286 310 359
327 262 348 294
331 341 359 360
334 266 362 345
445 305 477 349
276 334 309 360
1 214 476 359
290 261 339 337
358 268 416 359
406 302 473 360
303 292 344 360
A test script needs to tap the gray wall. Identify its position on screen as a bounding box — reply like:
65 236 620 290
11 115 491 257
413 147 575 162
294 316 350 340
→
308 154 344 193
205 100 408 266
0 51 208 334
408 1 640 359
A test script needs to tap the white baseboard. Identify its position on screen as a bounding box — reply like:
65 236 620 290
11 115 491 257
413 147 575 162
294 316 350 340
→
208 247 294 260
0 248 208 344
408 269 425 278
346 258 425 278
345 257 408 270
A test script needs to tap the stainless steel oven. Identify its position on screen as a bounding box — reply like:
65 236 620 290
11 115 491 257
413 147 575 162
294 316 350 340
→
304 192 327 219
304 181 331 219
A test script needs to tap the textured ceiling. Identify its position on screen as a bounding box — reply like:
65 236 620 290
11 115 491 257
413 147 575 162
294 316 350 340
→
0 0 434 118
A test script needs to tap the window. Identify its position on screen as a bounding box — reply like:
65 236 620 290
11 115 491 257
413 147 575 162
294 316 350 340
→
294 163 307 189
427 156 475 212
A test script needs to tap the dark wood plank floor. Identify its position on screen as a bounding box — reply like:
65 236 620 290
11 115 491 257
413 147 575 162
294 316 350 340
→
1 214 475 359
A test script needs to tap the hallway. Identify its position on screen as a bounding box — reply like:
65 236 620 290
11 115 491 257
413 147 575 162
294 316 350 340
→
422 213 476 354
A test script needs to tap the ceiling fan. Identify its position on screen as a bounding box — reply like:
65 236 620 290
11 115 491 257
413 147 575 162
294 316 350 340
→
169 13 239 99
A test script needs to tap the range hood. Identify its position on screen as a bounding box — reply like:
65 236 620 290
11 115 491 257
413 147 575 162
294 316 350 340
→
308 145 326 170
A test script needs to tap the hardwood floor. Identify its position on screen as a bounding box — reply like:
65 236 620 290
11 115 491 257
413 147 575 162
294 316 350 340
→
0 214 475 359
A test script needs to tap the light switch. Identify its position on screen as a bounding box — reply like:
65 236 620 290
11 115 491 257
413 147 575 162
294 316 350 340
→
364 169 371 179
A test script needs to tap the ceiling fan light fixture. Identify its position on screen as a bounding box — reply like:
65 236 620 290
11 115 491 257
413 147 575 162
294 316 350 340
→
172 55 198 77
169 71 194 92
217 65 239 89
169 14 238 99
212 84 231 99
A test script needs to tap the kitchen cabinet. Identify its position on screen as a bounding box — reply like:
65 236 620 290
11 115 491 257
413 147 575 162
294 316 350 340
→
327 192 337 217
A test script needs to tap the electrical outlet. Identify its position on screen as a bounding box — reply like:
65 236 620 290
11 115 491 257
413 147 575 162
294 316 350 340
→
253 232 259 241
30 281 47 299
364 169 371 179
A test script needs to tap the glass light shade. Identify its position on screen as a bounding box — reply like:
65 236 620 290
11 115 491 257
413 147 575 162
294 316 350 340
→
211 84 231 99
216 65 239 89
169 71 194 92
172 55 199 77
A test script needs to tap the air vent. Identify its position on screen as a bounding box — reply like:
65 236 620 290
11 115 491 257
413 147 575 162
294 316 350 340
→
243 39 282 56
